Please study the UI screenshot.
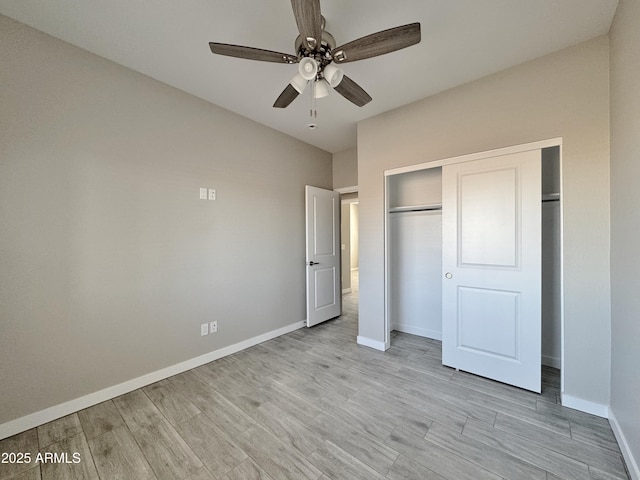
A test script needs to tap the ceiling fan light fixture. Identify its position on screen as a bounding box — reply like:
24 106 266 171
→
298 57 319 80
210 2 422 112
322 64 344 87
314 79 331 99
290 73 308 94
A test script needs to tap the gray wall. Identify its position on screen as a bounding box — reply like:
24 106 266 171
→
357 37 611 409
0 15 332 425
332 147 358 190
610 0 640 474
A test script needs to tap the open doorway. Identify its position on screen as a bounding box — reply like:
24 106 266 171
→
340 195 359 295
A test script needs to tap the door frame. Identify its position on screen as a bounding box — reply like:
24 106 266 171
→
383 138 565 391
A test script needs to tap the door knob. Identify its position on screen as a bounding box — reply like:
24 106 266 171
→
445 272 453 279
308 261 319 266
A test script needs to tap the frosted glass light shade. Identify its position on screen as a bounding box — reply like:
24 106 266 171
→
290 73 308 94
314 79 330 98
298 57 318 80
323 64 344 87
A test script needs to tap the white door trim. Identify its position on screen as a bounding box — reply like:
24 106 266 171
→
334 185 358 194
384 138 563 177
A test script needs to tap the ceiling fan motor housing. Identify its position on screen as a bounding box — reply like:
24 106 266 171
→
295 29 336 80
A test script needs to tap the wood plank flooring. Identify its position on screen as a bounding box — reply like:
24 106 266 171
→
0 284 630 479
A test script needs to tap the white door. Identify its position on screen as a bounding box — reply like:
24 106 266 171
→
306 186 341 327
442 150 542 392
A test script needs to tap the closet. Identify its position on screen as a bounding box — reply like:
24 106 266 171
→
388 167 443 340
387 145 562 380
541 146 561 369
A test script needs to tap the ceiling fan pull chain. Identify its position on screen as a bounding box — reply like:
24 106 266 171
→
312 79 317 118
310 78 313 117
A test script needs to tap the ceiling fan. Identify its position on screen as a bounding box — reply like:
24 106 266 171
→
209 0 421 110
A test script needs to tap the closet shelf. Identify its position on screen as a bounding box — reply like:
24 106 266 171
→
389 203 443 213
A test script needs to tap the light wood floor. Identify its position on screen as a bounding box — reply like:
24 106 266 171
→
0 285 629 480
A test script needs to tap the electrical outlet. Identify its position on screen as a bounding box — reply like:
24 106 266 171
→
210 321 218 333
208 188 216 201
200 323 209 336
199 188 208 200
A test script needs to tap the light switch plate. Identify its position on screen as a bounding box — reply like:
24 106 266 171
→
200 323 209 336
199 188 208 200
208 189 216 201
210 321 217 333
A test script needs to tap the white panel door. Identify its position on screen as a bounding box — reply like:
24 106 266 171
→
306 186 341 327
442 150 542 392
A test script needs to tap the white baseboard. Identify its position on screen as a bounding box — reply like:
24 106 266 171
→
357 335 387 352
0 320 305 441
610 410 640 480
542 354 561 369
561 393 609 418
391 323 442 341
342 288 352 294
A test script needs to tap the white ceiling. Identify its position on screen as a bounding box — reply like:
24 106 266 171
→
0 0 618 153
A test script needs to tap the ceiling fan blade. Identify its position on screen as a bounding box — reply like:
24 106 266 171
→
209 43 298 64
332 23 421 63
334 75 372 107
290 0 322 50
273 84 300 108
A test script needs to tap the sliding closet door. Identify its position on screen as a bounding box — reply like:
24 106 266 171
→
442 150 542 392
